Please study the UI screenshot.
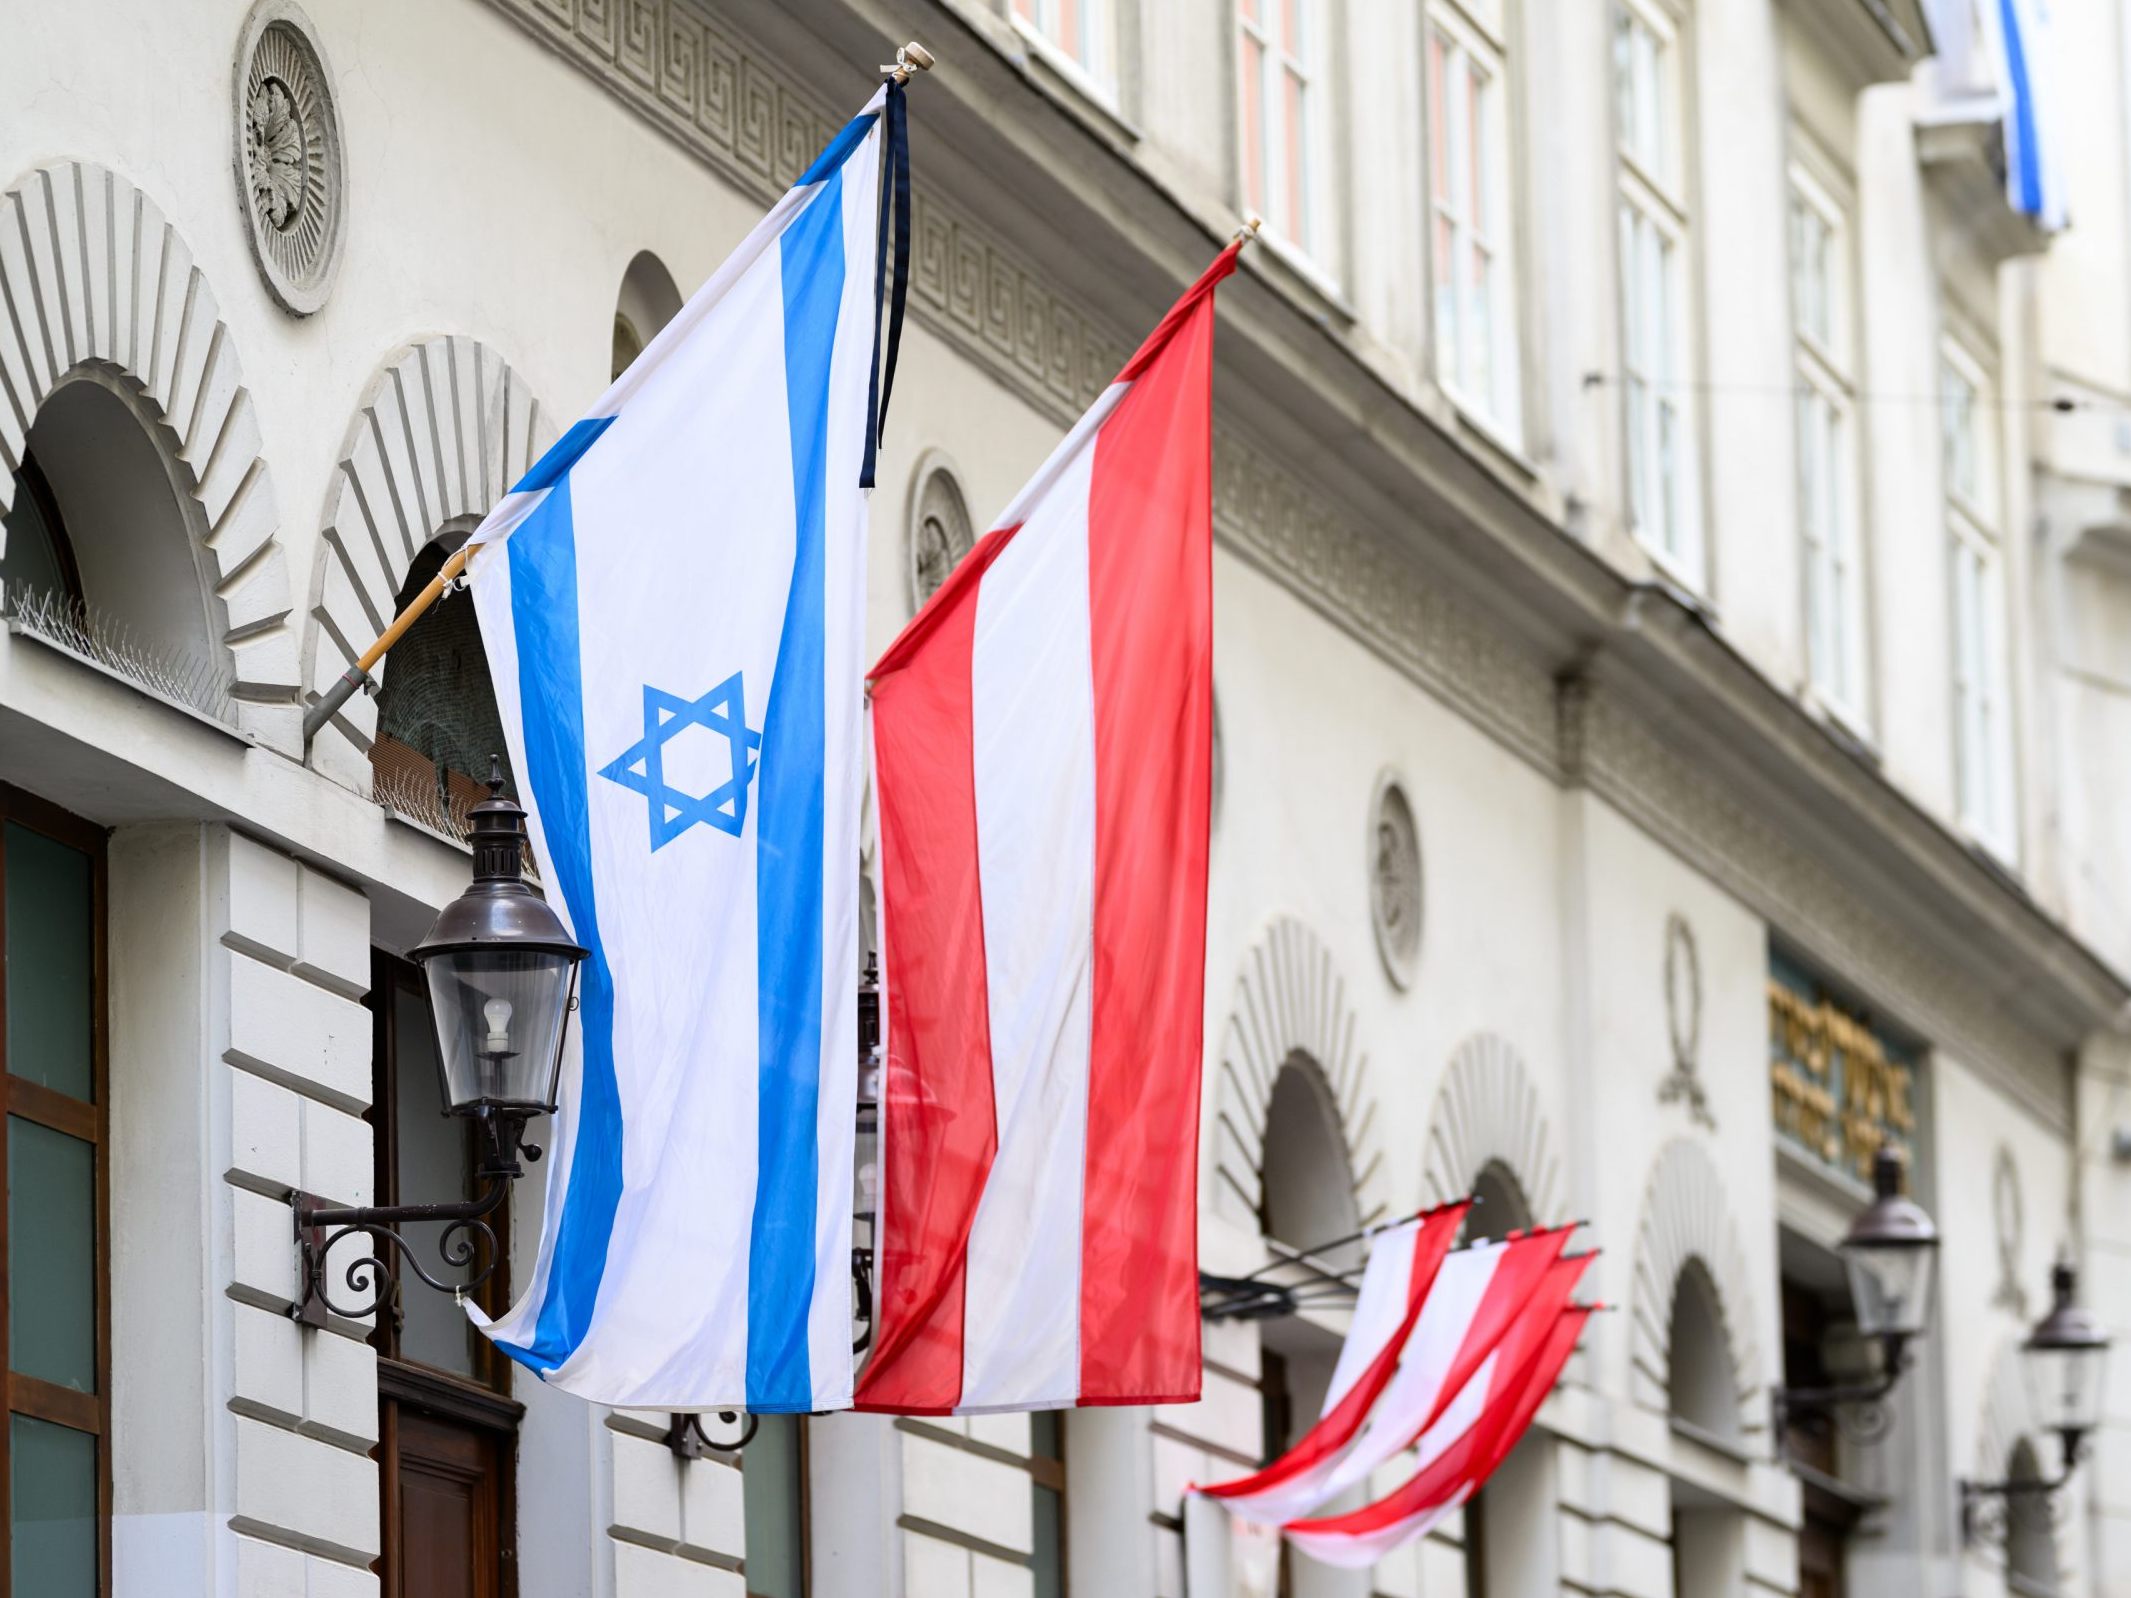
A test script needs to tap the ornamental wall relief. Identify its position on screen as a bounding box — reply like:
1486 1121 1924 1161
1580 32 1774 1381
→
1657 912 1714 1128
1991 1146 2028 1318
1368 773 1423 989
905 454 975 615
234 3 345 314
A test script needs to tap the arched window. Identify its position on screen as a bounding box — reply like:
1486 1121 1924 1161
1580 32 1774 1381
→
1258 1054 1360 1264
613 251 683 381
4 375 231 720
1667 1260 1741 1443
1460 1161 1540 1598
369 537 514 835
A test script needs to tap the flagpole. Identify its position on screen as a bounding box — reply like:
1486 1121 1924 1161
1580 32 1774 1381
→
299 42 938 750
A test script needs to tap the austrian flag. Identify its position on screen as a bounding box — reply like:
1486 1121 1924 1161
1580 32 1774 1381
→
855 246 1239 1414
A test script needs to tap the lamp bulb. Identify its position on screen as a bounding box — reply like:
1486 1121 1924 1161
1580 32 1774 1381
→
483 997 513 1053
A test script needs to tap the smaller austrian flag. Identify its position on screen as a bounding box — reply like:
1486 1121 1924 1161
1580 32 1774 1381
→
856 246 1239 1414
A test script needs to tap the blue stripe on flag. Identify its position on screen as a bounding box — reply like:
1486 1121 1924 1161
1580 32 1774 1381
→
511 415 618 495
492 478 625 1376
747 169 846 1410
799 109 880 187
1998 0 2043 218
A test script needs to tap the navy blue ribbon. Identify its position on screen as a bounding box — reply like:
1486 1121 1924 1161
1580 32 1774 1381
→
860 80 911 490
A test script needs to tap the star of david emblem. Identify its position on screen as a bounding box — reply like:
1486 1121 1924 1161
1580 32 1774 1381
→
597 672 763 850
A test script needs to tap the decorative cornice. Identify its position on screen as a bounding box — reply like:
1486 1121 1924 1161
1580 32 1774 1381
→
1568 683 2071 1134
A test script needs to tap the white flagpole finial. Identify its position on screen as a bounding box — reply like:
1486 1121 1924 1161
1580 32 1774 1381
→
883 41 936 83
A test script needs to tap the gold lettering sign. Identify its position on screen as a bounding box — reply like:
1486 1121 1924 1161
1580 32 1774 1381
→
1768 978 1915 1183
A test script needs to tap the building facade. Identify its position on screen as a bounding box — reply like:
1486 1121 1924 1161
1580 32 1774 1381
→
4 0 2131 1595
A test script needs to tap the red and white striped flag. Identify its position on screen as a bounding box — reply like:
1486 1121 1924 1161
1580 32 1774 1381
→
854 246 1238 1414
1285 1279 1596 1568
1204 1224 1575 1522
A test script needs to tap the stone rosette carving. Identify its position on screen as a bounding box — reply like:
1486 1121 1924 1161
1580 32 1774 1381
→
905 454 976 616
1368 772 1423 989
1658 912 1715 1127
234 3 344 315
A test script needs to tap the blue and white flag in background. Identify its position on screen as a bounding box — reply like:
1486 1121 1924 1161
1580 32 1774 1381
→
461 88 893 1411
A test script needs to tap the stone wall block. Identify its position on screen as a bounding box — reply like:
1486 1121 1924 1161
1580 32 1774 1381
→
899 1430 1032 1555
612 1541 741 1598
1558 1504 1597 1591
232 1184 301 1307
229 1066 303 1195
971 1549 1035 1598
299 1098 373 1211
226 833 304 964
305 1556 383 1598
1743 1515 1797 1590
302 1325 379 1450
232 1414 380 1565
611 1430 685 1544
1159 1364 1259 1460
295 861 371 998
226 955 371 1112
677 1454 744 1563
232 1299 305 1425
234 1532 306 1598
901 1531 972 1598
965 1410 1029 1454
1149 1431 1205 1523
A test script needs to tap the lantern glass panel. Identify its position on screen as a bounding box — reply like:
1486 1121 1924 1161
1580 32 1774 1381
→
1843 1239 1934 1341
423 948 575 1114
2025 1342 2108 1435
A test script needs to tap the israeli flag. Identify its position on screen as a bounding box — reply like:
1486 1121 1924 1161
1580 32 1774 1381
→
460 89 889 1410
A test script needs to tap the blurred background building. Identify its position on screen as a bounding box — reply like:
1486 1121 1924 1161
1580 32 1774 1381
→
3 0 2131 1593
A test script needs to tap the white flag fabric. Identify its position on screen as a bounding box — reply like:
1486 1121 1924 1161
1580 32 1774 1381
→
461 89 888 1410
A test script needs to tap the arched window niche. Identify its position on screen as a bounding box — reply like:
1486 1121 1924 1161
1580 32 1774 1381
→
1668 1259 1744 1446
3 371 235 722
1459 1161 1553 1598
612 250 683 381
368 529 514 837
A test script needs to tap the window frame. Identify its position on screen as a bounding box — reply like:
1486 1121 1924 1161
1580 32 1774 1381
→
1011 0 1119 105
1424 0 1522 442
1938 335 2016 859
1237 0 1328 267
0 786 111 1596
1787 160 1869 733
1612 0 1703 590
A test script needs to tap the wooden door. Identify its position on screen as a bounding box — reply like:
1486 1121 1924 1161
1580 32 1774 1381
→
385 1406 503 1598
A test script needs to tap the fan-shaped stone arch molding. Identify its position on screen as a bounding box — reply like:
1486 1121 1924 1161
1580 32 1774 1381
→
0 160 300 748
1420 1031 1562 1222
302 334 555 791
1210 916 1388 1237
1630 1137 1766 1433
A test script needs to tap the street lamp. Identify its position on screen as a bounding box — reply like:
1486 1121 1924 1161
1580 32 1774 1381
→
1961 1256 2112 1541
290 761 585 1327
1774 1145 1940 1448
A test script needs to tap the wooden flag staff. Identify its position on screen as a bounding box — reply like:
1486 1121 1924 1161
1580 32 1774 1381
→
298 41 938 748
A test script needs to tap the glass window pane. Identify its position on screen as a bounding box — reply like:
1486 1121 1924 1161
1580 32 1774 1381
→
742 1414 805 1598
10 1116 97 1394
11 1413 97 1598
5 823 95 1104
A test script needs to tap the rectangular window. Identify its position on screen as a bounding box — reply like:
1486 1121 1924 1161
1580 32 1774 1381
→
0 794 107 1597
1012 0 1114 94
1239 0 1319 259
1789 169 1867 727
1426 5 1520 439
1613 0 1700 585
1941 342 2016 856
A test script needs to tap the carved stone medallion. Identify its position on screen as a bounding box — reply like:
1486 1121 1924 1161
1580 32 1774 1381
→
1991 1145 2027 1317
1658 912 1715 1127
1368 773 1423 989
234 3 344 314
906 457 975 615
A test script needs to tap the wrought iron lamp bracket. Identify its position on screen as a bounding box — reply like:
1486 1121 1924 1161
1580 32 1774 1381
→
1959 1428 2085 1546
664 1409 763 1458
1771 1335 1911 1457
289 1108 533 1329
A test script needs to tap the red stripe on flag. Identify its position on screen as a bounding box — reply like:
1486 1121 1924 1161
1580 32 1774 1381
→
854 530 1016 1415
1077 266 1224 1405
1200 1203 1467 1502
